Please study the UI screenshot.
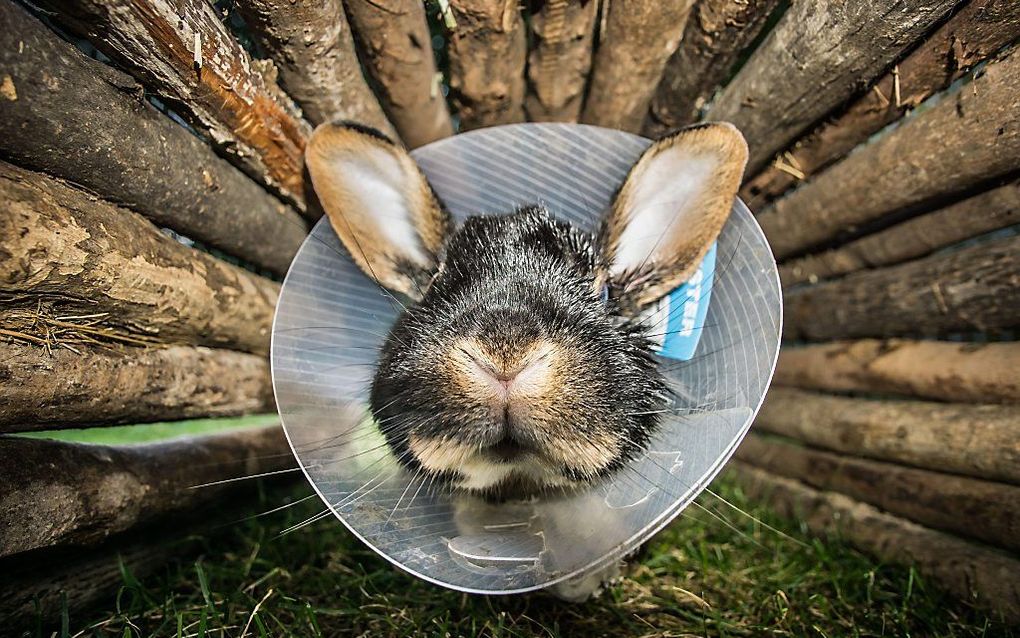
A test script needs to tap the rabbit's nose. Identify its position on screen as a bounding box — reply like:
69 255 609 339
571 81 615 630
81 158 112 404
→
454 339 557 399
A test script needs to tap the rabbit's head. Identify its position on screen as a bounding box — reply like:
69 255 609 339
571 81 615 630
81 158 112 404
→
305 122 747 496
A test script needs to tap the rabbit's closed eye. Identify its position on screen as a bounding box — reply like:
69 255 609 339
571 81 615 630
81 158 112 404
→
305 122 748 496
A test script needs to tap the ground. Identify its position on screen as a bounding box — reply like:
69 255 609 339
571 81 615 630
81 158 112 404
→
36 453 1013 638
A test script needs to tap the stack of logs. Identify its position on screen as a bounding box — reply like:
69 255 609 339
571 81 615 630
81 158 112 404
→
0 0 1017 626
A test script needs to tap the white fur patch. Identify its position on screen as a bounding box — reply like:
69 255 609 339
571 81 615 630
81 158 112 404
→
611 152 717 277
337 146 429 265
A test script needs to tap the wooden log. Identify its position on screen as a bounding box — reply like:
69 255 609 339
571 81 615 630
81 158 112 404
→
706 0 960 176
0 162 279 355
742 0 1020 210
783 234 1020 341
40 0 313 212
732 462 1020 623
524 0 599 122
756 388 1020 485
644 0 781 136
775 339 1020 405
0 530 203 629
0 1 305 277
233 0 396 137
736 433 1020 553
580 0 696 132
779 179 1020 286
758 46 1020 260
0 341 273 431
447 0 527 130
343 0 454 148
0 423 295 557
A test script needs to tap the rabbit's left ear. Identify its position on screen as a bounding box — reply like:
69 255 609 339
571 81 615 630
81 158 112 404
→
599 123 747 310
305 122 451 300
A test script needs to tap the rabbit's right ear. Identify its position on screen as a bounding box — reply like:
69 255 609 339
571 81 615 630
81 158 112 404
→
305 122 451 300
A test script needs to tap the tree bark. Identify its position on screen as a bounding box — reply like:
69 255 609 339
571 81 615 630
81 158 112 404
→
0 1 305 276
779 179 1020 287
644 0 780 136
756 388 1020 485
737 433 1020 553
732 462 1020 623
775 339 1020 405
233 0 396 138
0 424 294 557
343 0 453 148
39 0 313 212
783 235 1020 341
447 0 527 130
742 0 1020 210
524 0 599 122
0 341 273 431
0 162 279 355
580 0 696 133
758 46 1020 261
706 0 960 176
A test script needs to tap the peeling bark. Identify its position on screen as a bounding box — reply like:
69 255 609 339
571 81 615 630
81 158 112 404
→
0 1 305 276
706 0 960 175
733 463 1020 623
758 47 1020 260
447 0 527 130
0 424 294 557
737 433 1020 553
742 0 1020 209
524 0 599 122
343 0 453 148
581 0 696 132
234 0 396 137
775 339 1020 405
783 235 1020 341
0 341 273 431
644 0 780 136
779 179 1020 287
0 162 279 355
756 388 1020 484
39 0 313 212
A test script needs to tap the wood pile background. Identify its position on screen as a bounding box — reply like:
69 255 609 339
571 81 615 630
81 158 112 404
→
1 0 1017 626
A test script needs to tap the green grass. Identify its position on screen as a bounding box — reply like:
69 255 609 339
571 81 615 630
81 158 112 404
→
52 475 1012 638
17 414 280 445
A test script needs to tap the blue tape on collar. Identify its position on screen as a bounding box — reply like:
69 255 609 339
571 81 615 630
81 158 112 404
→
643 242 716 361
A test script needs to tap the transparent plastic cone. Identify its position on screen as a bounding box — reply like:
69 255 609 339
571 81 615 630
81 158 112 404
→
271 123 782 594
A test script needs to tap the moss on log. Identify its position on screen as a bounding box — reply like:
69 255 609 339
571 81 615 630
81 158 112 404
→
756 388 1020 485
0 1 305 276
644 0 780 136
0 341 273 431
732 462 1020 623
344 0 453 148
779 179 1020 287
0 162 279 355
758 46 1020 260
0 424 294 557
40 0 313 212
775 339 1020 404
447 0 527 130
233 0 396 137
742 0 1020 209
524 0 598 122
706 0 960 175
580 0 695 132
737 433 1020 553
783 235 1020 341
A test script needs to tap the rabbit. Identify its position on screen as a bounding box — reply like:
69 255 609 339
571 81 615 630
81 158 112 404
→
304 121 748 499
